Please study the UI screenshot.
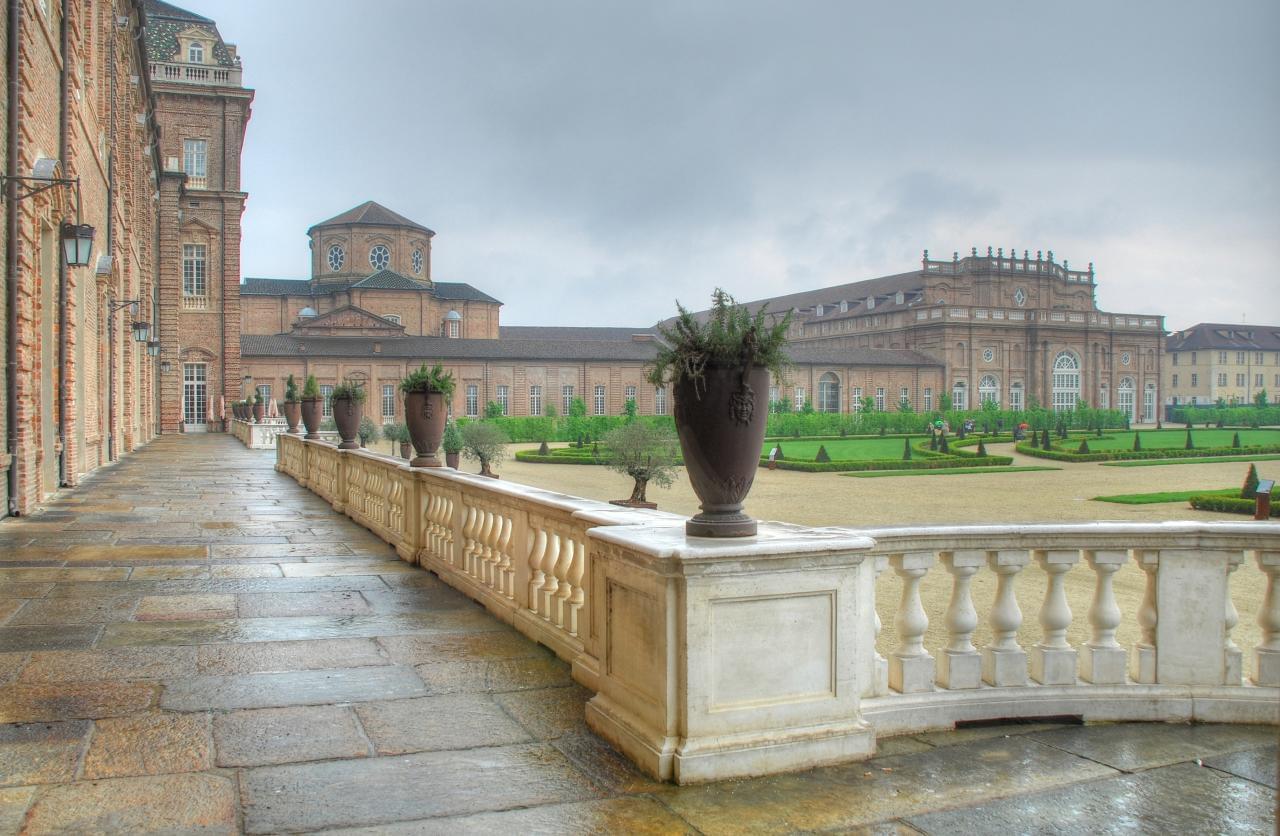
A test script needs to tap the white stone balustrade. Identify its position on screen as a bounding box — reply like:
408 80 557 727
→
230 418 288 449
276 435 1280 784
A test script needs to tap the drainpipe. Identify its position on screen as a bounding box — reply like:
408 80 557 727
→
57 0 69 484
6 0 22 514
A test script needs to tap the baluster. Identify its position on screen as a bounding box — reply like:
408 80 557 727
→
1223 553 1244 685
567 537 587 636
485 513 507 589
982 549 1029 687
476 509 496 579
1081 550 1127 684
554 536 580 630
938 550 984 689
867 555 889 697
889 552 936 693
1132 550 1159 684
1256 551 1280 686
527 526 548 611
540 533 562 619
1032 549 1080 685
461 504 480 572
495 515 514 598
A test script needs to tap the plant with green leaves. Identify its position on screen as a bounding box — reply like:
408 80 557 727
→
484 400 505 419
461 421 508 476
303 375 320 398
399 363 455 397
331 379 366 402
387 422 410 444
284 374 299 403
442 421 464 455
646 288 791 396
1242 464 1260 499
357 417 380 446
601 421 680 504
253 391 263 404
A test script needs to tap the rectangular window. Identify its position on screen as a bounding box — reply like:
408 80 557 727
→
496 384 509 416
899 387 910 409
447 319 459 338
256 384 271 404
654 387 667 415
875 387 885 412
1237 352 1245 365
465 384 478 417
1172 354 1179 366
562 385 574 415
1172 374 1179 387
1191 374 1198 387
382 384 395 419
593 385 606 416
320 384 334 418
1219 351 1228 364
923 387 932 411
1255 374 1264 387
1191 352 1197 364
1218 373 1227 386
624 384 636 406
769 385 778 404
1256 353 1264 364
182 244 206 302
851 386 862 412
182 363 207 425
183 138 207 187
794 387 805 411
1236 373 1246 386
529 385 542 416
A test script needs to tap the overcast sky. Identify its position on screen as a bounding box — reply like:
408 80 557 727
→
196 0 1279 330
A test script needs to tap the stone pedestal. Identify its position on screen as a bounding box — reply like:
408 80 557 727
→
585 522 877 784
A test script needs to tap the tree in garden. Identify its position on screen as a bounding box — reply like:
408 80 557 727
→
538 440 550 455
939 433 950 453
1256 389 1270 409
861 395 875 414
938 392 952 411
774 444 784 460
461 421 509 477
1041 429 1051 449
624 398 638 420
815 445 831 463
1133 432 1142 452
600 422 680 504
1185 428 1194 450
1232 432 1241 449
1077 438 1090 454
544 401 558 419
976 439 987 456
902 437 912 461
357 417 380 447
1242 464 1260 499
442 421 464 459
569 397 587 418
484 400 504 419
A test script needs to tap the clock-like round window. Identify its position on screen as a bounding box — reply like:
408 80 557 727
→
1121 352 1131 366
982 348 994 363
327 244 345 272
1013 288 1027 307
411 248 423 274
369 245 390 271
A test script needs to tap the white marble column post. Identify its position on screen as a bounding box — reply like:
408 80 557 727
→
1081 549 1127 684
889 551 936 693
982 549 1029 687
937 550 984 690
1255 551 1280 687
1031 549 1080 685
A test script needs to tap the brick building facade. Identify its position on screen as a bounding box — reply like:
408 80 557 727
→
2 0 163 514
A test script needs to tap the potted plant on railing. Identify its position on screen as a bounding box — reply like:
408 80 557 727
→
461 420 508 478
386 422 410 458
442 421 463 469
647 288 791 537
400 363 455 467
301 375 322 440
283 374 301 434
330 379 365 449
252 391 265 424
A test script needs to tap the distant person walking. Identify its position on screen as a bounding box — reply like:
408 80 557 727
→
768 445 780 470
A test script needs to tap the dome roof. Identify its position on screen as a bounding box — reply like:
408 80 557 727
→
445 310 462 321
307 201 434 237
298 307 317 318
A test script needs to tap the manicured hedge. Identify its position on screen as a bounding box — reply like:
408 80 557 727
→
765 455 1013 473
1018 442 1280 463
1171 405 1280 428
1189 495 1279 517
765 407 1128 439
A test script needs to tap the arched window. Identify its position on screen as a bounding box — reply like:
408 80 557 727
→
188 41 204 64
1008 381 1023 411
817 372 840 413
1118 377 1136 422
951 381 968 410
1098 383 1109 409
1051 351 1080 412
1143 382 1156 423
978 375 999 406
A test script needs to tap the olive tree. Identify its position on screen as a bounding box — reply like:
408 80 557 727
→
601 421 680 504
461 421 508 477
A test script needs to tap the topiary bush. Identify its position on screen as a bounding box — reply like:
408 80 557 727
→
1077 438 1091 454
976 439 987 456
1242 464 1260 499
903 437 912 461
815 445 831 463
1133 432 1142 452
1232 432 1241 449
1185 429 1194 450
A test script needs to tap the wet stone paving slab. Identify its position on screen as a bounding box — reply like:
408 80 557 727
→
0 434 1274 833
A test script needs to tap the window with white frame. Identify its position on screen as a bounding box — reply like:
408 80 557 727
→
923 387 932 411
1237 352 1245 365
624 385 637 407
978 374 999 405
183 139 207 186
818 373 839 413
1008 381 1022 411
874 387 885 411
256 384 271 404
188 41 204 63
899 387 910 409
594 385 606 415
1219 351 1228 364
383 314 401 325
382 385 395 419
529 385 542 416
1172 354 1179 366
496 384 509 415
851 386 862 412
794 387 806 411
182 244 206 301
1256 374 1264 387
952 380 969 411
654 387 667 415
1051 352 1080 412
465 384 478 417
1143 382 1156 423
447 319 460 339
562 385 574 415
1118 377 1136 422
1218 373 1228 386
1191 373 1198 386
1236 373 1246 386
320 384 334 418
1172 374 1179 387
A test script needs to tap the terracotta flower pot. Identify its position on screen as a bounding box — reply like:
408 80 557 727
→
252 402 265 423
404 390 446 467
399 441 411 459
301 397 322 439
445 451 461 469
673 365 770 537
284 401 301 434
333 397 362 449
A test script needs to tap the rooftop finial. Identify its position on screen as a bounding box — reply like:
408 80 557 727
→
987 245 993 257
997 247 1003 258
1047 250 1054 263
1063 259 1069 270
1036 250 1042 262
1088 262 1094 275
971 246 978 257
953 251 959 262
1023 249 1029 260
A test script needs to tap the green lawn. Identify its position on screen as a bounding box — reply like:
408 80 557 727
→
765 437 916 461
1101 454 1280 468
845 466 1059 478
1079 428 1280 451
1093 488 1239 504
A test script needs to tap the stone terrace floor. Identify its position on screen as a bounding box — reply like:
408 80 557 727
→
0 434 1275 834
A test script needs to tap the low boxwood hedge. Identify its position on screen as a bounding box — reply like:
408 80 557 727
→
765 455 1013 473
1189 494 1279 517
1016 443 1280 463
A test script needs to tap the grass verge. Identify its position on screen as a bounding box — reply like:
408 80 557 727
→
843 466 1059 478
1093 488 1237 505
1100 455 1280 468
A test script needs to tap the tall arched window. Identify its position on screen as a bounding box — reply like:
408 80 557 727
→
978 375 999 406
1008 381 1023 411
1118 377 1136 422
1051 351 1080 412
951 381 968 410
817 372 840 413
1143 382 1156 423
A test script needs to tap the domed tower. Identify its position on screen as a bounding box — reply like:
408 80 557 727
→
306 201 435 288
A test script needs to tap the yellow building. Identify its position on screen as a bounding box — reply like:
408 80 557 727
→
1163 323 1280 411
